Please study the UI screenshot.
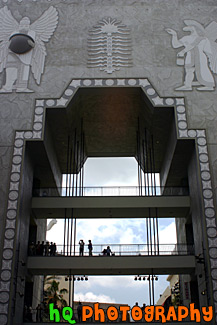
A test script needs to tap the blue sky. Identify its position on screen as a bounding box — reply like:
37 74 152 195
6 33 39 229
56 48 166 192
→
47 157 177 307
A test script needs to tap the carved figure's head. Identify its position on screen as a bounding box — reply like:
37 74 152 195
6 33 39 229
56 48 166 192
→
19 17 30 32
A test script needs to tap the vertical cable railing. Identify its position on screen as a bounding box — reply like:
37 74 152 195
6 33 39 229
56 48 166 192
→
72 128 76 197
137 130 141 196
69 147 72 196
149 208 152 255
73 218 76 256
148 274 152 305
69 209 73 256
155 208 159 255
63 119 86 256
142 139 147 195
152 134 156 196
135 122 161 258
151 269 155 305
144 128 150 193
63 208 67 255
82 131 85 196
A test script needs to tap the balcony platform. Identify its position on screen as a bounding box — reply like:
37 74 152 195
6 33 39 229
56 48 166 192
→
27 255 195 276
32 196 190 219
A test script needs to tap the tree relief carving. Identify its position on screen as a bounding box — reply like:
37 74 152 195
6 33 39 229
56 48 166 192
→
87 17 133 74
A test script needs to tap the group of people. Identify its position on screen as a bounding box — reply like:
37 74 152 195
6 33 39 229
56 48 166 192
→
29 239 114 257
79 240 113 257
102 246 113 256
29 241 57 256
23 303 43 322
79 239 93 256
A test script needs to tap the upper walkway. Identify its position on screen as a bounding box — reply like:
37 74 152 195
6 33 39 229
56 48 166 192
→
27 255 195 276
33 243 194 257
33 186 189 197
32 195 190 219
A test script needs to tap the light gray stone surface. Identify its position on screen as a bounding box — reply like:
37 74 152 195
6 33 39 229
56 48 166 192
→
0 1 217 324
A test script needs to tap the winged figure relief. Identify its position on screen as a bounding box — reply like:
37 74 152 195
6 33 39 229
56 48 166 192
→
0 6 58 93
166 20 217 91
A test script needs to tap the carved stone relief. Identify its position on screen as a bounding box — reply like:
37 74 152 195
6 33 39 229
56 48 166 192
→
0 6 58 93
87 18 132 74
166 20 217 91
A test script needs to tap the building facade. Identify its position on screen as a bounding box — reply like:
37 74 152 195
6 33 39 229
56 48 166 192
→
0 0 217 324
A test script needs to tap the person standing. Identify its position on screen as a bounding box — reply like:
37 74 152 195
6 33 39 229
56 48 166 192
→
49 242 53 256
39 241 45 256
45 241 49 256
53 242 57 256
36 303 42 322
77 301 82 322
26 306 32 322
29 242 35 256
106 246 111 256
88 240 93 256
79 239 85 256
36 241 40 256
102 248 107 256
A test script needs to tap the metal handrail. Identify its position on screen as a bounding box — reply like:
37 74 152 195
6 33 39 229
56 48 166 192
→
32 186 189 197
29 243 194 257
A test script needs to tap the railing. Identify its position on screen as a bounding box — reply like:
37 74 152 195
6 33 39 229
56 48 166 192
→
29 243 194 257
32 186 189 197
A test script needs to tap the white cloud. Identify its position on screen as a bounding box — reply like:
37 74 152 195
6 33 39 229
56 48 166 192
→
73 275 169 307
78 276 148 289
84 158 138 187
74 292 116 304
159 221 177 244
47 218 177 252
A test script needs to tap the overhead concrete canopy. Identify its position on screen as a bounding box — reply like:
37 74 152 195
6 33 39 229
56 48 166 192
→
27 86 195 188
46 87 174 172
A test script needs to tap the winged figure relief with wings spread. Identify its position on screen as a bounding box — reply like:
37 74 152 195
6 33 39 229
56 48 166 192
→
166 20 217 91
0 6 58 93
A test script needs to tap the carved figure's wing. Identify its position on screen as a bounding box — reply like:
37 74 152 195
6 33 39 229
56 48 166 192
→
30 6 58 84
0 6 19 40
205 21 217 41
204 22 217 72
205 41 217 74
0 41 9 73
31 39 46 84
0 6 19 72
30 6 58 42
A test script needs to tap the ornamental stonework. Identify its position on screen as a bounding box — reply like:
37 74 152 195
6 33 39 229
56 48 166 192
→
87 18 132 74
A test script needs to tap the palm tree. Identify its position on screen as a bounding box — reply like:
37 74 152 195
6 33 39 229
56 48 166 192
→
44 276 68 309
